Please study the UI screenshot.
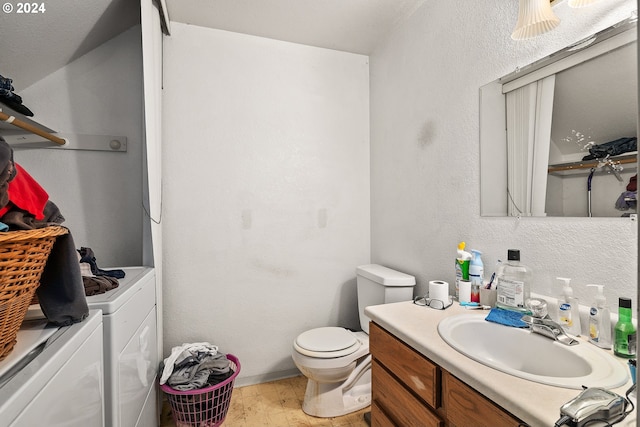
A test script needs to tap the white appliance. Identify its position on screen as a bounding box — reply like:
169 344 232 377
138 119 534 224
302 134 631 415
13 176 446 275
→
85 267 158 427
0 309 104 427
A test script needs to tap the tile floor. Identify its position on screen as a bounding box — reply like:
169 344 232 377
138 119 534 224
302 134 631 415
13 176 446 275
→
161 375 370 427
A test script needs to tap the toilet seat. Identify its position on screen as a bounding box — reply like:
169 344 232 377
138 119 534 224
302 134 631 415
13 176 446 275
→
294 327 361 358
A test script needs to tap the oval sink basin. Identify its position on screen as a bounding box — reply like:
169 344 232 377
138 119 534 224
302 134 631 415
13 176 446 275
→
437 313 628 389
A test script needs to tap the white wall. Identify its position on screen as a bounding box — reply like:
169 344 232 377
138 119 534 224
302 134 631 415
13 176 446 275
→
162 23 370 384
370 1 637 314
16 26 144 267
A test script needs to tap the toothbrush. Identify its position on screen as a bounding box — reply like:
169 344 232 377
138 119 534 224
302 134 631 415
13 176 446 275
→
465 305 491 310
485 259 502 289
485 272 496 289
460 301 479 306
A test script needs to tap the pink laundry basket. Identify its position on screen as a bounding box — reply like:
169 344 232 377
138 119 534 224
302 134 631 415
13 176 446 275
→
161 354 241 427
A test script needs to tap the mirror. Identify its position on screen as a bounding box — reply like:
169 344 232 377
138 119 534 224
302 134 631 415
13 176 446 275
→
480 17 637 217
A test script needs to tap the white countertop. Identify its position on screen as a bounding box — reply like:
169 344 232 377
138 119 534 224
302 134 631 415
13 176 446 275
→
365 301 636 427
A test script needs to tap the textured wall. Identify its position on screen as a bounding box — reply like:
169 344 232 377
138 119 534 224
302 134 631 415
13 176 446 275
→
369 1 637 314
162 23 370 384
17 26 144 267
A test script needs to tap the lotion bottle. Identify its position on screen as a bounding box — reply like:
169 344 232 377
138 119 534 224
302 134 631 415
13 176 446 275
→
557 277 581 336
586 284 611 349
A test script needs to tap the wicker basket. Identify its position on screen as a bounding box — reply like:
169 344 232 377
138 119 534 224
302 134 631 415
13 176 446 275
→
0 225 68 361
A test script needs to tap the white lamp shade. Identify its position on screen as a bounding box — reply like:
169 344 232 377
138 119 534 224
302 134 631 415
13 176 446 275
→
511 0 561 40
568 0 602 7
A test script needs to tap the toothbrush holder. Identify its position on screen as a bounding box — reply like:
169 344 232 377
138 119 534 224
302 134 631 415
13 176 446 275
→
480 288 497 308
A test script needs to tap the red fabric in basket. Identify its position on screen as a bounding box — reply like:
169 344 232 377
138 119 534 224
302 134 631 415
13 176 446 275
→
0 163 48 220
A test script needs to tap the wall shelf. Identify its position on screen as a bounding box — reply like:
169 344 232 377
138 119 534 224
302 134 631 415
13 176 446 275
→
548 152 637 175
0 102 127 152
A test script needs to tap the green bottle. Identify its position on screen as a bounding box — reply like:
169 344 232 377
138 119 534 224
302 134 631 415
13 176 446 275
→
614 297 636 358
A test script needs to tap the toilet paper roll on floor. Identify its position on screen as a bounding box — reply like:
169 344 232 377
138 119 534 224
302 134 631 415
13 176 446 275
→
429 280 450 303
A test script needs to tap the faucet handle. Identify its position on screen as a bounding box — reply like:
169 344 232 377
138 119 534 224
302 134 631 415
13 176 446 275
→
525 298 548 318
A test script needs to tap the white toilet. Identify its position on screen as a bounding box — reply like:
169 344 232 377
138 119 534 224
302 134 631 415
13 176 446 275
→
291 264 416 418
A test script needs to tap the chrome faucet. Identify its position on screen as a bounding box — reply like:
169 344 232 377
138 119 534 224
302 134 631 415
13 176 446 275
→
521 315 579 346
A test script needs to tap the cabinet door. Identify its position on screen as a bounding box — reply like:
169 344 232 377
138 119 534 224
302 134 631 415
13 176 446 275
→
370 323 439 408
371 401 396 427
372 361 443 427
442 371 525 427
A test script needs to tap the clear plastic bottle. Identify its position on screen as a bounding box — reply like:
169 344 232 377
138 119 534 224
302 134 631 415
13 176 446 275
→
496 249 531 312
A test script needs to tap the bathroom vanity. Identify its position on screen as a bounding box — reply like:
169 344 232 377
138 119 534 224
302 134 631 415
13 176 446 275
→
370 322 524 426
365 301 635 427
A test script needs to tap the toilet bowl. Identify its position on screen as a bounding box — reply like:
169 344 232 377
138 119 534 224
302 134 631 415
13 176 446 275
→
291 264 416 418
292 327 371 417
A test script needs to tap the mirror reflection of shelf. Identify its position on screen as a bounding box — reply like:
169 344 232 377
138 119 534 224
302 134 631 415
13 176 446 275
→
548 152 637 175
0 102 127 152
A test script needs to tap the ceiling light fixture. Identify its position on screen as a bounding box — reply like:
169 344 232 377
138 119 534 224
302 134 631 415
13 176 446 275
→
511 0 561 40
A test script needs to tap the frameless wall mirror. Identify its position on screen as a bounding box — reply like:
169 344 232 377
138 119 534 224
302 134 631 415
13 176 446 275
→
480 16 637 217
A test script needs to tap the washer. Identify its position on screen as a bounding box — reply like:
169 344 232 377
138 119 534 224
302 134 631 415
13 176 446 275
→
0 309 104 427
85 267 157 427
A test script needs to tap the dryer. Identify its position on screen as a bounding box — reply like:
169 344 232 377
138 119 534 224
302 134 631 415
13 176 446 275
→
85 267 158 427
0 309 104 427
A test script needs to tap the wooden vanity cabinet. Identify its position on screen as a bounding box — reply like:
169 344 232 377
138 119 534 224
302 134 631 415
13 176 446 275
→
370 322 527 427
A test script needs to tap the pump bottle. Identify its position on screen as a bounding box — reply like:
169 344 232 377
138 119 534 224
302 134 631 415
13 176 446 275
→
556 277 581 336
586 284 611 349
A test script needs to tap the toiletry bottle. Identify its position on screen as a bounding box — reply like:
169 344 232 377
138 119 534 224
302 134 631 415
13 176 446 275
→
469 249 484 303
557 277 581 336
614 297 637 358
496 249 531 312
586 284 611 349
455 242 471 300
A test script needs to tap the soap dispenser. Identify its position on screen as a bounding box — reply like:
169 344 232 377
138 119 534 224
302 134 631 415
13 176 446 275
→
557 277 581 336
586 284 611 349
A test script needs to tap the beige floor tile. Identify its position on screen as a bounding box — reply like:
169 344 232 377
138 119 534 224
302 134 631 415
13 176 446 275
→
263 410 292 426
285 409 313 427
161 375 370 427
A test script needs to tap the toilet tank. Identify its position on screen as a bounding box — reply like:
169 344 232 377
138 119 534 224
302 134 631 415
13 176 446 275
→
356 264 416 333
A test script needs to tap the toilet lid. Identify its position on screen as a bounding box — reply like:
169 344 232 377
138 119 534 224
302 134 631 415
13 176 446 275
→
295 327 360 357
